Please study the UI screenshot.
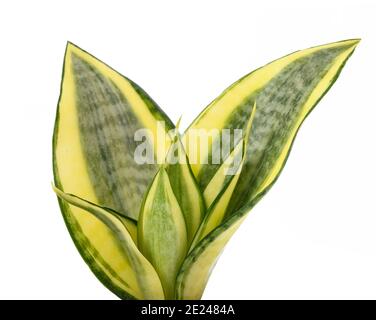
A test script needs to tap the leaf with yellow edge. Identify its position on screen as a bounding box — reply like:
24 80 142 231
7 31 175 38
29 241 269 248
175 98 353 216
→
177 39 360 300
202 140 243 208
202 102 256 208
184 39 360 216
138 168 187 299
176 193 264 300
53 186 164 300
176 209 248 300
165 123 205 243
52 39 360 300
53 42 173 299
190 103 256 248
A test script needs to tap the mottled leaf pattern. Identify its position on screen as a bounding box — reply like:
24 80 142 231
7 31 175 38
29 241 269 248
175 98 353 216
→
176 39 359 299
185 39 359 215
53 43 173 299
53 40 359 300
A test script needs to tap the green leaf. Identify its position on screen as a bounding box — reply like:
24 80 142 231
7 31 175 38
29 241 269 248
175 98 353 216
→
53 186 165 300
201 102 256 209
53 42 173 300
176 205 249 300
184 39 360 216
177 39 359 300
190 104 256 248
53 39 359 300
165 130 205 243
138 168 187 299
202 140 243 208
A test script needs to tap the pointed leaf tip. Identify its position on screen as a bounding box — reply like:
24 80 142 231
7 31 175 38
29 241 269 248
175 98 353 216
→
138 167 187 299
178 39 359 299
54 42 174 299
176 115 183 131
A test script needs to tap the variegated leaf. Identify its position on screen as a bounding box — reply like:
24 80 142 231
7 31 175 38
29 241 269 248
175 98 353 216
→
184 39 359 216
53 186 164 300
190 104 255 248
165 130 205 243
53 43 173 299
178 39 359 300
138 168 187 299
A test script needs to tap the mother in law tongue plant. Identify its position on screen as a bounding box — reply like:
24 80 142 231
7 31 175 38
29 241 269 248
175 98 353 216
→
53 39 359 299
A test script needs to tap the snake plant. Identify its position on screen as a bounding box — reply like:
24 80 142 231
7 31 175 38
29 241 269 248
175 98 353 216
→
52 39 359 299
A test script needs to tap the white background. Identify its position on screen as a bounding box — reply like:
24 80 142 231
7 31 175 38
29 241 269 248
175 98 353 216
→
0 0 375 299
